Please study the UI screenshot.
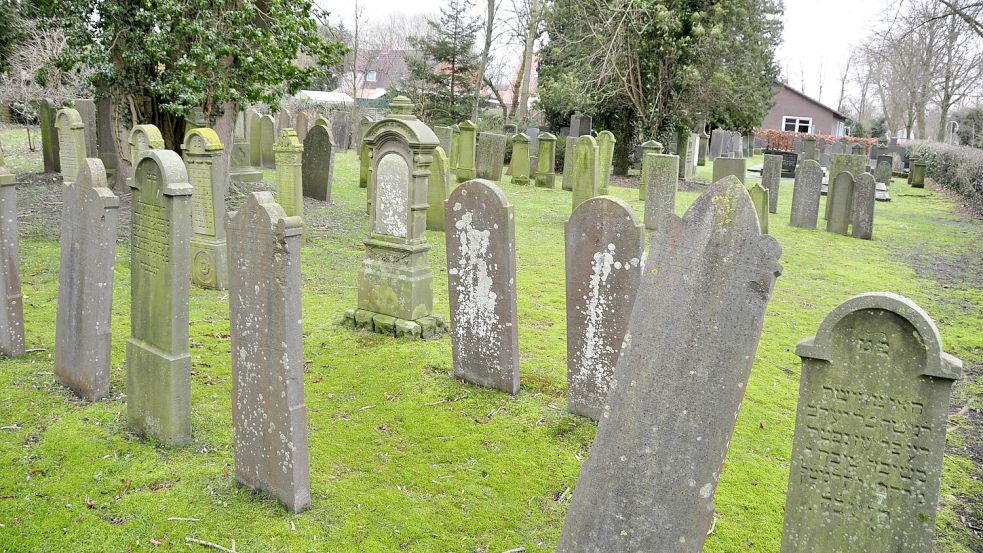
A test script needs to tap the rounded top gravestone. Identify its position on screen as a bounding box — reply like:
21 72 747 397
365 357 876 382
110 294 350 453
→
182 127 223 155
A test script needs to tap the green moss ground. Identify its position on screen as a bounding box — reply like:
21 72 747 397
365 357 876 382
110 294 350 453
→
0 127 980 552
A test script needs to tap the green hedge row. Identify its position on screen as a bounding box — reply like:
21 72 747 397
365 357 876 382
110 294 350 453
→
911 142 983 213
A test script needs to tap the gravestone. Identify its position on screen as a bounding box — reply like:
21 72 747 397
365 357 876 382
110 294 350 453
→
329 112 351 151
40 99 61 172
427 146 450 232
789 159 823 230
869 143 880 161
434 126 452 155
74 99 98 157
128 125 165 188
445 179 518 394
557 176 783 552
781 293 962 553
637 140 663 200
852 172 876 240
0 151 24 357
570 114 593 137
510 133 531 185
227 191 310 514
875 154 893 185
302 123 335 202
275 110 292 135
274 129 304 219
449 124 460 173
562 138 576 191
709 128 728 159
826 154 866 220
875 181 892 202
248 111 263 167
761 154 782 214
749 182 769 234
476 132 507 181
819 142 832 168
827 170 855 236
596 131 616 194
526 126 540 156
851 143 865 156
54 158 118 399
535 132 557 188
571 136 599 210
698 130 709 166
294 112 310 142
126 149 193 446
456 120 477 182
346 97 443 338
95 96 118 185
55 108 87 186
259 114 276 169
359 116 374 188
675 133 692 179
732 131 744 157
566 196 644 420
644 153 678 231
793 139 804 154
911 160 927 188
230 111 262 184
712 156 747 184
183 128 229 289
803 137 817 161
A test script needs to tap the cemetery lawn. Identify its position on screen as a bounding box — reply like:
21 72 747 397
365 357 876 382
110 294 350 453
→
1 125 981 552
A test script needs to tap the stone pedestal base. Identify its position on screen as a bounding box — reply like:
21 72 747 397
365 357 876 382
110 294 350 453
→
230 167 263 183
343 309 446 340
126 339 191 445
191 237 228 290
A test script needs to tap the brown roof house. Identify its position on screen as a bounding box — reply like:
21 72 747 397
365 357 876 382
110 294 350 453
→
333 48 413 100
761 83 847 136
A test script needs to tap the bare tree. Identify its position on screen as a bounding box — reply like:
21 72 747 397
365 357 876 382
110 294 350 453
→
472 0 498 121
836 53 853 113
0 20 90 107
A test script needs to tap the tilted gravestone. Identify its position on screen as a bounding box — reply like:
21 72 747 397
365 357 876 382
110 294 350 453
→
781 293 962 553
302 123 335 202
475 132 506 182
596 131 616 194
74 99 98 158
455 120 477 182
230 111 262 184
40 99 61 173
427 146 450 232
827 170 855 236
826 153 866 220
227 191 310 514
535 132 557 188
749 182 769 234
128 125 165 189
852 172 876 240
875 154 893 185
183 128 229 290
761 153 782 213
557 176 782 552
346 96 443 339
359 116 374 189
510 133 531 185
126 149 193 445
56 108 87 186
790 159 823 230
54 158 118 400
712 156 747 185
0 150 24 357
565 196 643 421
445 179 519 394
274 129 304 220
571 136 599 210
637 140 663 201
644 153 678 231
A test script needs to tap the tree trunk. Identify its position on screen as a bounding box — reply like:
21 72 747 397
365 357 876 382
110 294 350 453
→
472 0 495 122
213 101 238 189
515 0 539 122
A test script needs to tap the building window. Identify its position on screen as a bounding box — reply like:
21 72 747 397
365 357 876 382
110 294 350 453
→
365 70 377 82
782 116 812 133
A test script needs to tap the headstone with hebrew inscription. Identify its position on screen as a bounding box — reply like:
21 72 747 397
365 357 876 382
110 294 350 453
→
790 159 823 230
55 158 118 399
644 153 678 231
227 191 310 514
596 131 616 194
762 154 782 213
557 176 783 552
566 196 643 420
56 108 87 186
274 129 304 219
183 128 229 289
128 125 165 188
126 150 193 446
0 150 24 357
781 293 962 553
302 123 334 202
535 132 556 188
427 146 450 232
571 136 599 210
445 179 518 393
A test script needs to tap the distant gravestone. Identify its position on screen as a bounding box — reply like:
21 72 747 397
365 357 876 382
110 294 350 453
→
456 120 477 182
74 99 98 157
275 110 292 135
781 293 962 553
761 154 782 214
789 159 823 230
358 116 374 189
698 131 709 166
126 149 193 446
449 124 460 173
259 114 276 169
510 133 531 185
562 138 577 190
526 126 540 155
709 128 727 159
637 140 663 201
571 136 599 210
95 97 118 185
183 128 229 290
445 179 518 394
40 99 61 172
851 143 865 156
570 114 592 137
227 191 310 514
749 182 769 234
55 108 87 186
535 132 557 188
852 172 876 240
712 156 747 184
675 133 691 179
54 158 118 399
302 123 334 202
803 137 817 161
476 132 507 181
128 125 165 189
230 111 262 184
911 161 927 188
434 126 452 155
644 153 678 231
731 131 744 157
0 151 24 357
427 146 450 232
826 154 866 220
557 176 782 552
566 196 643 421
827 170 855 236
875 154 893 185
274 129 304 219
294 112 310 142
596 131 616 194
248 111 262 167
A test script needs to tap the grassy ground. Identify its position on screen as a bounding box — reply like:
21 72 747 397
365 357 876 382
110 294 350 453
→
0 125 980 552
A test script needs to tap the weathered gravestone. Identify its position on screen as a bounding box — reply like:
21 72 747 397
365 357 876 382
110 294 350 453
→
345 97 443 338
712 156 747 184
781 293 962 553
749 182 769 234
826 154 866 219
427 146 450 232
476 132 506 182
54 158 118 399
709 128 728 159
259 114 276 169
563 114 593 189
302 123 334 202
0 151 24 357
227 191 310 514
434 125 452 155
126 149 193 445
644 153 678 231
449 124 460 174
74 99 98 157
510 133 531 185
183 128 229 290
275 110 292 135
128 125 165 189
698 130 709 166
557 176 783 552
40 99 61 173
851 143 865 156
852 172 876 240
675 133 694 179
294 112 310 142
274 129 304 220
230 111 262 184
456 120 477 182
535 132 557 188
911 160 927 188
565 196 643 420
827 170 855 236
249 111 264 167
56 108 87 186
803 137 818 161
358 116 374 189
95 96 119 185
637 140 663 201
571 136 599 210
596 131 616 194
875 154 893 185
761 153 782 213
790 159 823 230
445 179 519 394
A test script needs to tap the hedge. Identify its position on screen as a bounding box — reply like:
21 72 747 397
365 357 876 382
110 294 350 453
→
910 141 983 213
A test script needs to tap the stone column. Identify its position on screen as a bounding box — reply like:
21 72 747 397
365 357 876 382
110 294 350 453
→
274 129 304 220
510 133 530 185
455 120 477 182
534 132 556 189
